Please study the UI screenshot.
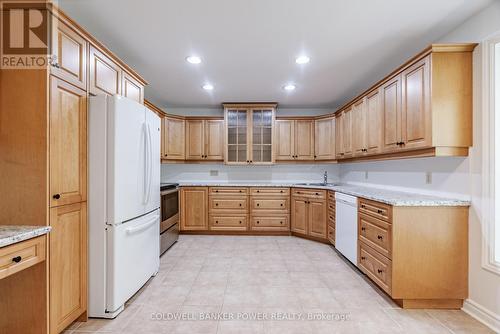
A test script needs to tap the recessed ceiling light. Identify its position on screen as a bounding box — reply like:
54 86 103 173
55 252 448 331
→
295 55 310 64
202 83 214 91
186 56 201 64
283 84 296 91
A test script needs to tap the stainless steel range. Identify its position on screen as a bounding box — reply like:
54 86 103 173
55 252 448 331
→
160 183 179 255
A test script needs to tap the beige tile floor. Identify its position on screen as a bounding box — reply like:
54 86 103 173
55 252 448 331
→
67 235 493 334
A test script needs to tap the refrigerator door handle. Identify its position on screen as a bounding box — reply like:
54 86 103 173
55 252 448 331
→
142 122 149 204
145 123 153 204
125 215 159 234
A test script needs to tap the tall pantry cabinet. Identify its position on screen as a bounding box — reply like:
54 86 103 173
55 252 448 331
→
0 5 147 334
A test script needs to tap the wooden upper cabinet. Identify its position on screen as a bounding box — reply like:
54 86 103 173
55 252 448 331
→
366 89 383 154
342 108 353 158
186 119 205 160
275 118 314 161
401 56 431 150
49 76 87 208
314 117 335 160
180 187 208 231
275 119 295 160
295 119 315 160
185 119 224 160
352 99 367 157
205 120 224 160
335 112 344 159
122 72 144 104
51 20 87 90
49 202 87 334
308 199 327 239
224 104 276 165
382 75 402 153
162 116 185 160
89 46 122 96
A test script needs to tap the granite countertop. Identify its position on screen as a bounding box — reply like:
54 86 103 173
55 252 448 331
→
178 182 470 207
0 225 52 248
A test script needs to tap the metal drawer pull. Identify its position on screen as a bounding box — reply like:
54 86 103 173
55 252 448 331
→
361 204 366 208
377 269 383 274
12 256 22 263
361 227 366 231
361 256 366 260
377 209 383 214
377 235 383 240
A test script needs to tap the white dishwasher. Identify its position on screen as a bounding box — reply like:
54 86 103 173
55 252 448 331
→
335 193 358 265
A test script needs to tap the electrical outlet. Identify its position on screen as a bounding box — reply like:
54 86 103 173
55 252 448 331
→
426 172 432 184
364 171 368 179
210 170 219 176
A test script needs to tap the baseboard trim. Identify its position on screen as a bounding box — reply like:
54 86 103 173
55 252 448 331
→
462 299 500 333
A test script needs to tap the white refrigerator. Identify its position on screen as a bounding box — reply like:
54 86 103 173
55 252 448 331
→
88 95 160 318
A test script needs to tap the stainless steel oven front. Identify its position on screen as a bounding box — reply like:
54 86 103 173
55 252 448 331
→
160 184 179 255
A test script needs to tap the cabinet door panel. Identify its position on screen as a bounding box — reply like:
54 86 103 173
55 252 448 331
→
122 72 144 104
352 100 366 156
366 89 382 154
51 20 87 90
343 108 353 157
295 120 315 160
309 199 327 239
50 202 87 333
205 120 224 160
401 56 431 150
186 120 204 160
275 119 294 160
335 113 344 159
382 76 402 152
180 187 208 230
163 117 185 160
49 76 87 207
89 46 121 96
291 197 308 234
315 117 335 160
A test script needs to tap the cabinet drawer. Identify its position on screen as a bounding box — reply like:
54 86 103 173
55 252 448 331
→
359 198 392 222
209 197 247 212
251 198 289 212
292 188 326 199
358 242 392 294
327 225 335 245
210 187 248 195
209 216 248 231
359 213 392 258
250 187 290 196
250 216 289 231
0 236 46 280
327 210 335 224
328 191 335 202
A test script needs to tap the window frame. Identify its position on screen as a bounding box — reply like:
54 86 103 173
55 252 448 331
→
481 35 500 275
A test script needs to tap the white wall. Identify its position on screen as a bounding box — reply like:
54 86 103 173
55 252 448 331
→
161 163 340 184
340 1 500 330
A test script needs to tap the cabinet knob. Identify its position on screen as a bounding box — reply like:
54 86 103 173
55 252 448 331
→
280 203 283 207
257 203 260 206
239 221 242 224
377 235 383 240
216 221 219 224
215 203 219 206
257 221 260 224
12 256 22 263
239 190 242 193
315 193 319 195
250 160 253 163
377 209 383 214
280 221 283 224
165 154 168 156
377 269 383 274
53 194 61 199
239 203 242 206
257 190 260 193
361 227 366 231
361 256 366 260
280 190 283 193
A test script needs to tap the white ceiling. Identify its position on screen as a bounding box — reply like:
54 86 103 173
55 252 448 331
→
59 0 493 108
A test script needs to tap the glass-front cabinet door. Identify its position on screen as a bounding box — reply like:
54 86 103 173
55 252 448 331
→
251 109 273 164
224 104 276 165
226 109 248 164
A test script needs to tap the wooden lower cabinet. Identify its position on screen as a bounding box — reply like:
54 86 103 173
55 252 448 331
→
49 202 87 334
250 216 289 231
291 192 327 240
357 198 468 309
180 187 208 231
209 215 247 231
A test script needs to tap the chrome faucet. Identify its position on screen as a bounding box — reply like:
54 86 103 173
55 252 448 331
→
323 171 328 185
